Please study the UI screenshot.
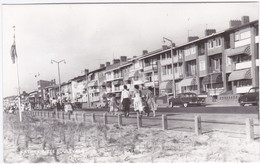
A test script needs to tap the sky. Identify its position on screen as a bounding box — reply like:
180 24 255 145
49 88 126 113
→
2 2 259 97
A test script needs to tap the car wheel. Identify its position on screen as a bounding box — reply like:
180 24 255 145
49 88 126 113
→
183 103 189 107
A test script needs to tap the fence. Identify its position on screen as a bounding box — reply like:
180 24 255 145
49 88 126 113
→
29 111 257 141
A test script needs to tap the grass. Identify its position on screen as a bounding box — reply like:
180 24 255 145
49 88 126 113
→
3 112 260 163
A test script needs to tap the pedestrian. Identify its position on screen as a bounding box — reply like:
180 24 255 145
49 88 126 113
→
133 85 144 114
121 85 131 117
52 98 57 114
109 93 118 115
146 86 157 117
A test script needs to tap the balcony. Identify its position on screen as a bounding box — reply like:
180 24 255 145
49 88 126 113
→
91 96 100 102
175 73 184 79
235 59 259 70
208 88 224 96
160 59 172 66
143 65 158 72
235 38 251 48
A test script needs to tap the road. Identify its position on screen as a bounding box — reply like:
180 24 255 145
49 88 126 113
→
76 106 259 114
34 106 259 114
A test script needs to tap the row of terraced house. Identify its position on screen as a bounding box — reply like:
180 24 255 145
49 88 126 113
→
9 16 258 108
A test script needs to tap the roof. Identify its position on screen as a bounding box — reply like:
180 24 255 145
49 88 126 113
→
104 61 132 73
87 66 106 75
138 19 258 60
71 75 86 81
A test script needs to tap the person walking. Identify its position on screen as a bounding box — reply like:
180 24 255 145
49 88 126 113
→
146 86 157 117
109 93 118 115
133 85 144 114
121 85 131 117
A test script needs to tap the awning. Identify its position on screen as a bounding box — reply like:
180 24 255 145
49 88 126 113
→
180 77 197 87
228 68 251 81
226 45 250 57
88 81 98 87
160 80 173 90
202 73 223 85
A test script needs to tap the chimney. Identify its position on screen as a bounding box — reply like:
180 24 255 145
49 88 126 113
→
52 79 56 85
241 16 250 24
205 29 216 36
229 20 242 28
106 62 110 67
100 64 105 68
162 45 168 50
84 69 89 75
142 50 148 55
188 36 199 42
113 59 120 64
120 56 127 62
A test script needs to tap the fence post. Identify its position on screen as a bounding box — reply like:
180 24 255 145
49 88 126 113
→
82 113 86 122
137 112 142 129
74 113 78 121
246 118 254 141
162 114 168 130
62 112 65 120
68 113 71 120
91 113 95 124
118 114 123 127
195 115 202 135
103 113 108 125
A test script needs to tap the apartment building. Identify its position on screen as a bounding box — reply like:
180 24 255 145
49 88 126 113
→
87 66 106 107
23 16 258 108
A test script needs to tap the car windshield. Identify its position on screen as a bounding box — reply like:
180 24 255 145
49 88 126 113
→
249 88 259 93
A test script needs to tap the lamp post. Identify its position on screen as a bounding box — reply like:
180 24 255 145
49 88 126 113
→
51 59 66 102
163 37 176 98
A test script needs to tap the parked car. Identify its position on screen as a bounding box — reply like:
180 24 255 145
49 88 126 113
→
238 87 259 106
168 92 206 107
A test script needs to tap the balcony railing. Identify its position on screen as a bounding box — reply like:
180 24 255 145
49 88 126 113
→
235 60 256 70
143 64 158 72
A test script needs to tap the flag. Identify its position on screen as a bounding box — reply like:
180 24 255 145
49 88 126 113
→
10 43 17 64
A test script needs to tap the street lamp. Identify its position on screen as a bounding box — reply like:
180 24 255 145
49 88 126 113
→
163 37 176 98
51 59 66 102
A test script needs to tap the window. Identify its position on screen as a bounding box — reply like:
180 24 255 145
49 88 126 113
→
226 57 231 65
162 66 166 75
235 79 252 87
240 31 251 40
216 38 221 47
208 40 214 49
199 60 206 71
167 52 171 59
235 30 251 41
190 46 196 54
162 54 166 60
166 65 172 75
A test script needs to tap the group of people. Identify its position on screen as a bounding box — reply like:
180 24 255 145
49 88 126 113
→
108 85 157 117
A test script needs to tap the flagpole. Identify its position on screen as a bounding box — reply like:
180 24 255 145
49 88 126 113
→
13 26 22 122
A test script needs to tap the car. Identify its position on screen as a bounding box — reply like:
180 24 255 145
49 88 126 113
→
238 87 259 106
168 92 206 107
